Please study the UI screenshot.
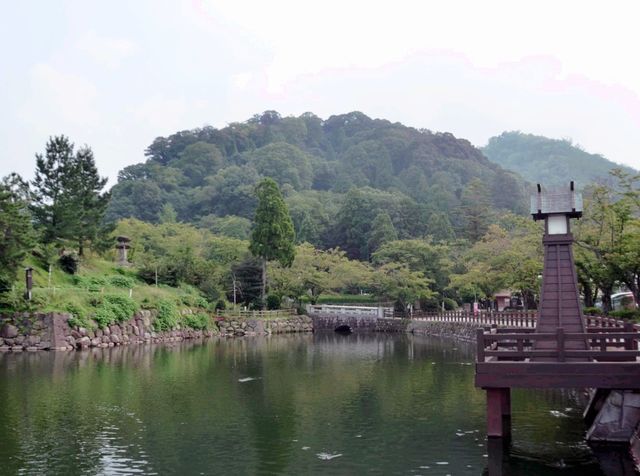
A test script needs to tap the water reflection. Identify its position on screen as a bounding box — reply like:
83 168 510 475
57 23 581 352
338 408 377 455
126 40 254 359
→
0 334 636 475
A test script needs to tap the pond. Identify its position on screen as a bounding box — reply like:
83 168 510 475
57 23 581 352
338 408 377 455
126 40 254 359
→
0 333 634 475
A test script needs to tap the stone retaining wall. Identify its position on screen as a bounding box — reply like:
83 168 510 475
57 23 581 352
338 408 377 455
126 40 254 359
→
312 315 380 332
0 312 313 352
1 311 478 353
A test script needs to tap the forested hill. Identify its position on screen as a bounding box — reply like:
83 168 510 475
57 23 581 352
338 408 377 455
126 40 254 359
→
107 111 529 259
482 131 637 189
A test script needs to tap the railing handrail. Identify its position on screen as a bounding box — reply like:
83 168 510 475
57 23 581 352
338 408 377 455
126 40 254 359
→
477 323 640 363
391 310 640 332
215 309 297 319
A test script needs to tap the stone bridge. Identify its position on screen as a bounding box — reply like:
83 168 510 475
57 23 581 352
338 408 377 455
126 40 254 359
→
307 305 395 332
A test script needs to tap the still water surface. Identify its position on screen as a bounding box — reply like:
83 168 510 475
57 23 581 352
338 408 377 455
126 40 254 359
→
0 333 633 475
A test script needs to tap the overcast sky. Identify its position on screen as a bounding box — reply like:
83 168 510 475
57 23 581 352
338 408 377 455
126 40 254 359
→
2 0 640 186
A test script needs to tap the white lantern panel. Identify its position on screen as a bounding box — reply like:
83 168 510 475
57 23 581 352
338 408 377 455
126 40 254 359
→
547 215 567 234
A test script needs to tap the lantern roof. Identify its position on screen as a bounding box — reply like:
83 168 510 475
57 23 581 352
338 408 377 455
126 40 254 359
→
531 182 583 220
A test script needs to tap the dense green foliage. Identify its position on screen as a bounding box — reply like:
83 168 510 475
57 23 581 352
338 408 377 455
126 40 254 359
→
3 115 639 319
107 111 529 251
249 178 296 304
31 136 110 254
154 299 180 331
573 171 640 312
0 177 36 294
483 131 637 189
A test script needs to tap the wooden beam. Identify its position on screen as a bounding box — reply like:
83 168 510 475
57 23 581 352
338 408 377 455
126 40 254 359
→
476 362 640 389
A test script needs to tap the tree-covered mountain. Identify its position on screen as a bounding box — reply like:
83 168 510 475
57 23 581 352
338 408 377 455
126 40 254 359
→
107 111 529 259
482 131 637 189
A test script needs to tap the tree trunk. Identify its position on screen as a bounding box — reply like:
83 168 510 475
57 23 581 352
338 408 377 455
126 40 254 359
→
261 258 267 309
600 285 613 314
627 277 640 309
582 280 595 308
522 289 537 310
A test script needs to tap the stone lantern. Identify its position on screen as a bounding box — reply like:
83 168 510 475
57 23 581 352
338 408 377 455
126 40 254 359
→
115 236 131 266
531 182 586 356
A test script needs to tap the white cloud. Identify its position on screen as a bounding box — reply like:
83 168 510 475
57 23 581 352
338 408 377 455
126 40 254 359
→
19 63 99 129
76 31 137 69
203 0 640 93
129 95 190 134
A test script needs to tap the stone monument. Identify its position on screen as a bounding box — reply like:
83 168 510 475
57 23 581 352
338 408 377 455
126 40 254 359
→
115 236 131 266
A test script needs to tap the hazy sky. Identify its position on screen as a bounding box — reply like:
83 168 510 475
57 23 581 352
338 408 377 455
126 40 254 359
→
2 0 640 186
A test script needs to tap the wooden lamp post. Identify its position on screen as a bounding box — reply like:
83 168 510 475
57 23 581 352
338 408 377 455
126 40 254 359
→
531 182 587 348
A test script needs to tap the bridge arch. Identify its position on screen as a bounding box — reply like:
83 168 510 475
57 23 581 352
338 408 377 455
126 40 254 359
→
334 324 352 334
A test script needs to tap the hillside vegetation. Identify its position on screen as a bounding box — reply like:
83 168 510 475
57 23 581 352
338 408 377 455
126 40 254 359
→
107 111 529 259
483 131 637 189
3 113 639 322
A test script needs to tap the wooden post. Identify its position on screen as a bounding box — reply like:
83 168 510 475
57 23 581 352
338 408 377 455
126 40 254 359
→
477 328 485 362
500 388 511 418
624 322 634 351
486 388 511 439
487 388 506 437
500 387 512 439
557 327 565 362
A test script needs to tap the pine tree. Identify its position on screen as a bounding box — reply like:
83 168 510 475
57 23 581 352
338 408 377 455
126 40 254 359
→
460 179 492 242
249 178 295 305
68 146 109 255
31 136 76 243
31 137 109 255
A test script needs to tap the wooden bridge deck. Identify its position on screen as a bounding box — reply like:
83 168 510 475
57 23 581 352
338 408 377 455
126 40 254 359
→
475 317 640 390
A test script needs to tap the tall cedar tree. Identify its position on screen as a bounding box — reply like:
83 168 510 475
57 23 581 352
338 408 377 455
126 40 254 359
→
249 178 295 305
31 136 109 255
0 179 36 292
460 179 491 242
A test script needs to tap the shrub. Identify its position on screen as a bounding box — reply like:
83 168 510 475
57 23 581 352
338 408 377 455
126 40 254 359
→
94 307 116 329
109 275 136 288
266 294 281 310
609 309 640 321
102 294 138 322
215 299 226 311
443 298 458 311
179 293 209 309
91 294 138 328
66 302 92 329
583 307 601 316
183 312 210 330
0 286 45 312
59 253 79 274
154 299 180 331
73 275 108 292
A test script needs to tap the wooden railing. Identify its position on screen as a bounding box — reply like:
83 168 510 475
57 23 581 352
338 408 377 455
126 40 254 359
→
392 310 640 332
215 309 297 320
394 310 538 327
477 322 640 363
